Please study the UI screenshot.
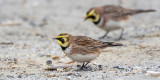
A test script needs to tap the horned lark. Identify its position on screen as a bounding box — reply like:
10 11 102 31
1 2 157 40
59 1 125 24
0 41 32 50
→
85 5 155 39
53 33 123 69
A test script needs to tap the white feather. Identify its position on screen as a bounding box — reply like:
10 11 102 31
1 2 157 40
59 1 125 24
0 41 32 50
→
97 17 126 31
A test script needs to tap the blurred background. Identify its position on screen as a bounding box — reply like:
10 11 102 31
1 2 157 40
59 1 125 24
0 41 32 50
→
0 0 160 79
0 0 160 38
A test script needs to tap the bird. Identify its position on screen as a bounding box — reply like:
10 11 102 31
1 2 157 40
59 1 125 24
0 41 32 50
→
53 33 123 70
84 5 155 39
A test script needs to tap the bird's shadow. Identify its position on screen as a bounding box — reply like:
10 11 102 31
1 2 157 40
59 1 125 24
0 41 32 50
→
73 65 103 72
73 65 92 71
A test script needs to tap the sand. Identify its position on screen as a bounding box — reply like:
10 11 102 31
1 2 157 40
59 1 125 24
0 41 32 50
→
0 0 160 80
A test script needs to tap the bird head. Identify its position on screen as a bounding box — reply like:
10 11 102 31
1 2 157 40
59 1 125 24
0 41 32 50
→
53 33 72 48
85 9 100 23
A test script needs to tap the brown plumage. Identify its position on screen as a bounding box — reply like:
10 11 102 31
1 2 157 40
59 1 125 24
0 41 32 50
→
88 5 155 21
73 35 122 49
54 33 123 69
85 5 155 39
103 5 155 18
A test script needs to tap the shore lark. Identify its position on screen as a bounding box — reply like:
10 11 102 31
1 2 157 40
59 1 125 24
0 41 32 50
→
53 33 123 69
85 5 155 39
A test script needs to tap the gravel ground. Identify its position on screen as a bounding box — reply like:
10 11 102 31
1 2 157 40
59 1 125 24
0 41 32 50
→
0 0 160 80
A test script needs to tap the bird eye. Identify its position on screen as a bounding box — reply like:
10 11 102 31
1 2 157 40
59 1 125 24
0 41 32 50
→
59 38 65 44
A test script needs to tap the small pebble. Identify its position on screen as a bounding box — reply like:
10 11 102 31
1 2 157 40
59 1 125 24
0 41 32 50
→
52 56 60 60
17 75 22 78
7 75 14 78
74 73 82 77
67 73 73 76
98 65 103 70
77 65 81 68
113 66 124 70
46 55 52 57
30 21 36 27
46 60 52 65
39 54 46 57
57 68 63 72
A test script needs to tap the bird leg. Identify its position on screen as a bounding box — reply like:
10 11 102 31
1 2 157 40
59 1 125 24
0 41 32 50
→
99 31 109 39
80 62 85 70
84 62 89 67
119 27 124 40
80 62 89 70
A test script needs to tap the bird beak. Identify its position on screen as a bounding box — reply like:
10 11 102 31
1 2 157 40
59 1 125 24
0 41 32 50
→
84 17 88 21
84 15 89 21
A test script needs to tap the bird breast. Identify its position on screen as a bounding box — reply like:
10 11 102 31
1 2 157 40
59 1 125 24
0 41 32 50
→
63 44 100 62
68 53 99 62
64 45 72 56
104 19 126 31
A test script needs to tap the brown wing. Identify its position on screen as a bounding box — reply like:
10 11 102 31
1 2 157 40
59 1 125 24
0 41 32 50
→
72 36 103 49
103 5 155 20
103 5 131 17
72 36 122 49
70 36 123 55
70 44 100 55
70 36 102 55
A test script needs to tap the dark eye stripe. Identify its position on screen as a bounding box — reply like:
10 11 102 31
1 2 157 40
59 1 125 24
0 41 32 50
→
58 38 65 44
89 16 95 19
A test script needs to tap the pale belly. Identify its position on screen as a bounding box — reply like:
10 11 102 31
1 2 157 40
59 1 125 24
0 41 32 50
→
64 45 100 62
99 20 126 31
68 53 99 62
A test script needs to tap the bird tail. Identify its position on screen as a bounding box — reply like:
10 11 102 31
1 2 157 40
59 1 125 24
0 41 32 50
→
126 9 156 16
100 42 123 48
132 9 155 14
